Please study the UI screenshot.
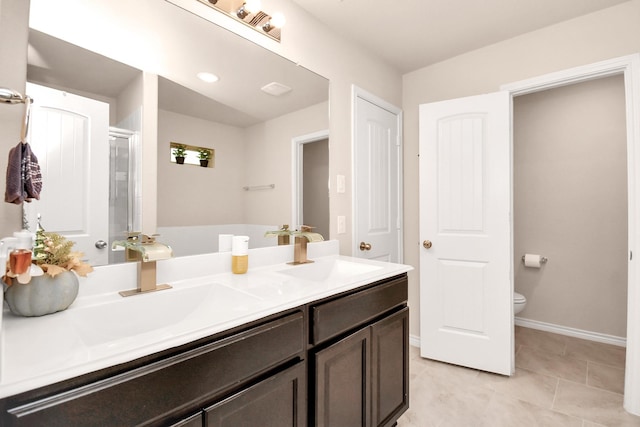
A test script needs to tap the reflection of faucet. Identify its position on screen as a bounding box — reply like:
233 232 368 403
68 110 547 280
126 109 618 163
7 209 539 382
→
112 233 174 297
289 226 324 265
264 224 292 245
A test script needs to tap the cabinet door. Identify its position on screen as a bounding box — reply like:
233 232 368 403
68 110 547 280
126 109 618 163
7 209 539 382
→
205 362 306 427
371 307 409 427
314 327 371 427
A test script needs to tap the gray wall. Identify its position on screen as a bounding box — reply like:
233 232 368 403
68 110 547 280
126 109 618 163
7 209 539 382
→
514 75 627 337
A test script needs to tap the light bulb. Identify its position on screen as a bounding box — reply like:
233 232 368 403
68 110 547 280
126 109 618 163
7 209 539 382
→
263 12 286 33
243 0 262 14
270 12 286 29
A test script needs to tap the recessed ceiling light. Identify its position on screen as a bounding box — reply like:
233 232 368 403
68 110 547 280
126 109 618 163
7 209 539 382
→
261 81 292 96
197 72 219 83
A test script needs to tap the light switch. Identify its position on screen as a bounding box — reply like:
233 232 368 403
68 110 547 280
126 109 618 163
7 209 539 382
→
337 175 345 194
337 215 346 234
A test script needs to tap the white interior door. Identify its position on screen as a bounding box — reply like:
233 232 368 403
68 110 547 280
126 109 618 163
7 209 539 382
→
24 82 109 266
419 91 512 375
353 89 402 263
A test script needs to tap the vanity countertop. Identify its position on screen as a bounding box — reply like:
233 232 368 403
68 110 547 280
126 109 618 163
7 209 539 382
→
0 242 412 399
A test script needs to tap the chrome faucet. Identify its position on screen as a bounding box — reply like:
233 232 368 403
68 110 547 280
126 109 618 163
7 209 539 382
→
113 233 174 297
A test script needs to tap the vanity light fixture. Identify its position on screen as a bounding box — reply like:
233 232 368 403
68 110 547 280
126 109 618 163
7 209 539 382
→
197 0 285 42
263 12 286 33
197 71 219 83
236 0 261 19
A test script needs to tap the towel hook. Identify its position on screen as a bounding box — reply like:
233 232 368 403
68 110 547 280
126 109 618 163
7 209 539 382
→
20 97 33 143
1 88 33 144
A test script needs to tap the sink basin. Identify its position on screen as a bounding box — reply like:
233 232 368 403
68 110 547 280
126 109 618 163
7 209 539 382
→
276 258 383 282
69 282 259 346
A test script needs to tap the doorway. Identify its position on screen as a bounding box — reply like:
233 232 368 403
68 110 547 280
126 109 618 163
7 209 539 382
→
292 130 330 235
418 54 640 414
302 138 329 239
502 54 640 415
513 75 628 341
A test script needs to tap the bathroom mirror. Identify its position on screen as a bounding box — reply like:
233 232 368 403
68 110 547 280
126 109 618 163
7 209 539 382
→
26 0 330 265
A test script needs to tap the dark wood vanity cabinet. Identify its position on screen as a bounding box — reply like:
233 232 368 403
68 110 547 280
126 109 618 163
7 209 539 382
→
310 275 409 427
1 311 305 427
0 273 408 427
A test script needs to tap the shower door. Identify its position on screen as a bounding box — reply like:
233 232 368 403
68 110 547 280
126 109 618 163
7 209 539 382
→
108 128 137 264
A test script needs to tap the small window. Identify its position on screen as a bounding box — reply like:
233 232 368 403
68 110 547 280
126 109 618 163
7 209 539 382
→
170 142 214 168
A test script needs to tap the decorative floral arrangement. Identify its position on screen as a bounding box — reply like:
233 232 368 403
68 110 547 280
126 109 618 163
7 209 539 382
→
3 230 93 286
33 231 93 278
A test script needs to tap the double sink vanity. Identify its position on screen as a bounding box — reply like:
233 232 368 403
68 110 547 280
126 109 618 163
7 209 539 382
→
0 241 412 426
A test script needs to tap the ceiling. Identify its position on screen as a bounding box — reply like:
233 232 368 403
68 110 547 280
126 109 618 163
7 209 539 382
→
292 0 630 74
27 0 329 128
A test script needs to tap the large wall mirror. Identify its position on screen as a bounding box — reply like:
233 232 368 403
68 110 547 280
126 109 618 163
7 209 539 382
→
25 0 330 266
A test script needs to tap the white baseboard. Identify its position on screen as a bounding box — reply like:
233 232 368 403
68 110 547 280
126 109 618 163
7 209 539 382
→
409 320 626 349
409 334 420 348
515 317 626 347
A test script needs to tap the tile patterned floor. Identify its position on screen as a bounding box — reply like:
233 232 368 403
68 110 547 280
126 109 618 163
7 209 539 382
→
397 326 640 427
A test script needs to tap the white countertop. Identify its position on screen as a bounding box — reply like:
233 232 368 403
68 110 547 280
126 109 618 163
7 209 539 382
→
0 241 412 399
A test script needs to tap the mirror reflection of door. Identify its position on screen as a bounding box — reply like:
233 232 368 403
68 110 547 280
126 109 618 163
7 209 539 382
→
302 138 330 239
24 82 110 266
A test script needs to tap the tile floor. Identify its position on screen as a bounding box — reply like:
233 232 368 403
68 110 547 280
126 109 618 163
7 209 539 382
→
397 326 640 427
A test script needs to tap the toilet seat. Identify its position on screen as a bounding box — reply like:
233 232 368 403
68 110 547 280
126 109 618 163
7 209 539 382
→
514 292 526 303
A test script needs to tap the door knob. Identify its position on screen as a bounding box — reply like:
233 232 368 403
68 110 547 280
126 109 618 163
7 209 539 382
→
359 242 372 251
95 240 108 249
423 240 432 249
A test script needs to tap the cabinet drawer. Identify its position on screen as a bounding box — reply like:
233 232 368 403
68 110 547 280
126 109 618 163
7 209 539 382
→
310 275 407 345
204 362 306 427
5 312 304 427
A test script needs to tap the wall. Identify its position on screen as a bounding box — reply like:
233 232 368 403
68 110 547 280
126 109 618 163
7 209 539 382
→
403 0 640 337
243 101 329 226
514 75 627 337
0 0 29 238
157 109 245 226
158 101 327 228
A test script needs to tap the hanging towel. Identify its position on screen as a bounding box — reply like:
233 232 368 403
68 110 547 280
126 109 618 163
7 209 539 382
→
22 142 42 201
5 142 23 204
4 142 43 204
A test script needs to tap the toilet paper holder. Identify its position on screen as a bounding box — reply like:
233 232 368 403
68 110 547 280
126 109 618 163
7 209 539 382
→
521 255 548 263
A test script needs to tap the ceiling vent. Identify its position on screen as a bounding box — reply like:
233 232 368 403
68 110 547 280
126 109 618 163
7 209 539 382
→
261 82 292 97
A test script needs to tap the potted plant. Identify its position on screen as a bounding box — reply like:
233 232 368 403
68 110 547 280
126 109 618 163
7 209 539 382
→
3 230 93 317
172 144 187 164
197 148 212 167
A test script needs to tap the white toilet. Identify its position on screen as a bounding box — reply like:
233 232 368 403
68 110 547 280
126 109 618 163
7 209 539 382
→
514 292 527 315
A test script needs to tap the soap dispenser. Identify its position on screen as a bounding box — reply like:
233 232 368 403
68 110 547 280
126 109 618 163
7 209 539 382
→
231 235 249 274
